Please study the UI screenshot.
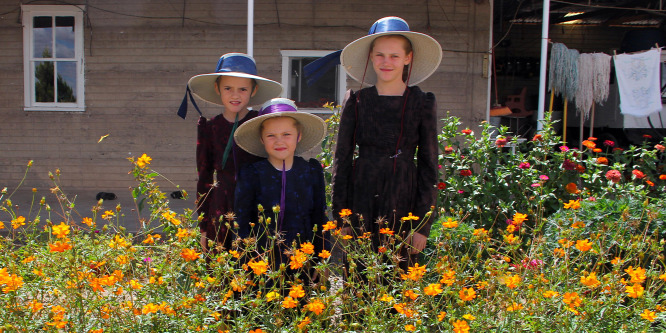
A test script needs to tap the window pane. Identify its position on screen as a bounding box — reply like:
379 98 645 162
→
34 61 55 102
33 16 53 58
56 62 77 102
290 57 337 108
55 16 75 58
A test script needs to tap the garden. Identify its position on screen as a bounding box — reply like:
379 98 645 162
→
1 109 665 332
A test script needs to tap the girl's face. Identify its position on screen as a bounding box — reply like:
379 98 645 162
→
215 76 257 114
370 36 412 85
260 117 301 164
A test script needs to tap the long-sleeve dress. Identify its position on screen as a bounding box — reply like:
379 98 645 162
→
196 111 262 248
331 85 438 242
234 157 329 271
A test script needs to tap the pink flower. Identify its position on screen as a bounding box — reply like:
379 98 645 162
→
559 146 570 152
606 170 622 183
519 162 531 169
588 197 596 201
458 190 465 194
539 175 549 181
531 183 540 187
495 137 508 148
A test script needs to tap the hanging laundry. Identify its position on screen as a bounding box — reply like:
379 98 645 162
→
613 48 663 117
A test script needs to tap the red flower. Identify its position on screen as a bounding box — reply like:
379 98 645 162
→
461 129 473 135
460 169 472 177
437 182 446 190
444 146 454 154
562 159 576 171
575 164 586 173
588 137 597 141
606 170 622 183
495 138 508 148
613 147 624 152
643 134 652 139
632 169 646 179
646 180 655 187
603 140 615 147
655 144 665 152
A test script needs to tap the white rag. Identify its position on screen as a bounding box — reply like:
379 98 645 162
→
613 48 663 117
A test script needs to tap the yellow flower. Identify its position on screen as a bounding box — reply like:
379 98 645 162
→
129 279 143 290
580 272 601 288
424 283 443 296
136 153 152 168
51 222 70 239
109 235 128 249
575 239 592 252
625 284 644 298
318 250 331 259
459 287 476 301
507 302 524 311
405 324 416 331
462 314 475 320
441 218 458 228
543 290 559 298
300 242 315 255
101 210 115 219
180 248 200 261
452 319 470 333
401 212 419 221
176 228 190 241
282 296 298 309
266 291 281 302
640 309 657 322
248 260 269 275
563 200 581 210
379 294 394 302
512 212 528 225
161 211 181 225
304 299 325 315
0 221 4 229
11 216 26 229
142 233 161 245
289 285 305 299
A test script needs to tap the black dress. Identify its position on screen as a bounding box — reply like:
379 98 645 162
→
331 86 438 239
234 157 329 270
196 111 262 248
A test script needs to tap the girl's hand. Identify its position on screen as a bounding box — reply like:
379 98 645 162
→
408 232 428 254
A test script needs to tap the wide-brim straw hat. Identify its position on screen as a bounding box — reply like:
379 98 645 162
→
341 16 442 86
188 53 283 107
234 98 327 158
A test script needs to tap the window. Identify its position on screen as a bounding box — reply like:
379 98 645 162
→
280 50 346 113
22 5 85 111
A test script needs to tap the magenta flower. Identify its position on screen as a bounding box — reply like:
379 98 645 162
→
531 183 540 187
603 140 615 147
519 162 531 169
539 175 549 181
559 146 570 152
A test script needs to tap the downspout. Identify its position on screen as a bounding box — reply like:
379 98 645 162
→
247 0 254 57
536 0 550 131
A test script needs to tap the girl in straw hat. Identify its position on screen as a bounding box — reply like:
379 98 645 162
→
233 98 329 280
331 17 441 270
180 53 282 256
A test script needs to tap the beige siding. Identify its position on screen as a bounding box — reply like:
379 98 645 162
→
0 0 492 193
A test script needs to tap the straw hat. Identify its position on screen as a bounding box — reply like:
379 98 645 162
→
341 16 442 86
234 98 327 158
188 53 283 107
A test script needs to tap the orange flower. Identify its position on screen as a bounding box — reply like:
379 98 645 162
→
571 221 585 229
582 140 596 149
405 324 416 331
297 317 311 329
512 212 528 225
563 200 581 210
339 209 352 217
289 250 307 269
452 319 470 333
565 183 580 194
641 309 657 322
379 227 394 235
51 222 70 239
49 240 72 253
322 221 337 231
180 248 200 261
424 283 443 296
318 250 331 259
575 239 592 252
300 242 315 255
136 153 152 168
507 302 524 311
660 174 666 180
441 218 458 228
625 266 646 284
596 157 609 165
580 272 600 288
543 290 559 298
505 274 521 289
304 299 325 315
401 212 419 221
11 216 26 229
562 292 582 307
248 260 269 275
440 270 456 286
289 285 305 299
282 296 298 309
400 263 427 281
459 287 476 301
625 284 644 298
461 128 473 135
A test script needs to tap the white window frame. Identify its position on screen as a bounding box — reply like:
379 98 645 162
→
22 5 85 112
280 50 347 114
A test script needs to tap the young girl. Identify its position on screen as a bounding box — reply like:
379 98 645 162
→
233 98 329 276
331 17 442 269
181 53 282 255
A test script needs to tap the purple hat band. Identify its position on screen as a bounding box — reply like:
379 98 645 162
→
259 103 298 115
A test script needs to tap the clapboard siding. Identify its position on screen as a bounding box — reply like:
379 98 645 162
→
0 0 491 193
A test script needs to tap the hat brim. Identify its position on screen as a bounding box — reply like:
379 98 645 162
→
234 112 327 158
188 72 283 107
341 31 442 86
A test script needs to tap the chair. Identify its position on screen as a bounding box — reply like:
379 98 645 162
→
502 87 534 136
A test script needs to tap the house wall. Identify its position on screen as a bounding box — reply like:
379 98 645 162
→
0 0 491 194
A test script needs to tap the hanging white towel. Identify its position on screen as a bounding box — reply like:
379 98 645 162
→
613 48 662 117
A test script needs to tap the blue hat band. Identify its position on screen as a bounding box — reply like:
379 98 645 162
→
368 18 410 35
215 55 258 75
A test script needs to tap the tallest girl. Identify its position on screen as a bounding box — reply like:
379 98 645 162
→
332 16 441 269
